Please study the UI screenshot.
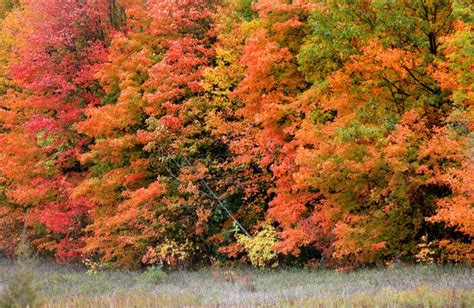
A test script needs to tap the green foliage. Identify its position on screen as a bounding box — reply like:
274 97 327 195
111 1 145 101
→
335 120 384 143
141 265 166 284
0 236 38 308
298 3 367 83
452 0 474 22
233 0 256 21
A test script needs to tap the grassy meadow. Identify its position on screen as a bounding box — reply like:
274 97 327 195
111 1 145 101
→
0 258 473 307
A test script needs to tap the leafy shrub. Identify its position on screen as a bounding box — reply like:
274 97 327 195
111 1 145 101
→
142 265 166 284
237 224 278 268
82 258 109 275
0 236 37 308
142 239 195 270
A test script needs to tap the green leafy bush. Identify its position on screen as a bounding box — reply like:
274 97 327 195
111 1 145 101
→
141 265 166 284
0 236 37 308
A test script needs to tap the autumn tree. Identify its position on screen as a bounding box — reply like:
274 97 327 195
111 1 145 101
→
0 0 117 260
284 0 473 267
76 0 230 269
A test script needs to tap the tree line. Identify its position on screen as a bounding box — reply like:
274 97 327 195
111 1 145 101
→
0 0 472 269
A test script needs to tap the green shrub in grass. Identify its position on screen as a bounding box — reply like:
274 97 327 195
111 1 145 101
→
0 235 38 308
141 264 166 284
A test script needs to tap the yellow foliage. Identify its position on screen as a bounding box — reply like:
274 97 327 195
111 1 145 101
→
142 238 195 269
415 236 437 264
82 258 108 275
237 223 278 268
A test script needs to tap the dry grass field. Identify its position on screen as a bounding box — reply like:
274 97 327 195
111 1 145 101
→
1 259 473 307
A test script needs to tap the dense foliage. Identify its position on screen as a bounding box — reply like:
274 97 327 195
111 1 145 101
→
0 0 472 269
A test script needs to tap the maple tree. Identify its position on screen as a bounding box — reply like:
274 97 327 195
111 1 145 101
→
76 0 228 269
284 0 473 266
0 0 118 260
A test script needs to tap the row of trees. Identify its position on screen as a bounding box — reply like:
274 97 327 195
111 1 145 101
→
0 0 472 269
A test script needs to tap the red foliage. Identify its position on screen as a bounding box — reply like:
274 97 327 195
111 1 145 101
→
0 0 112 260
